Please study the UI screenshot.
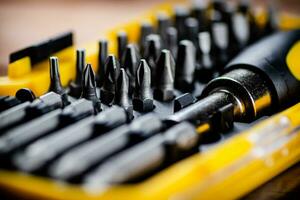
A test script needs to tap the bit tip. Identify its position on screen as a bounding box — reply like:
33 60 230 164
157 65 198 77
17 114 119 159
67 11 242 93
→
133 59 154 112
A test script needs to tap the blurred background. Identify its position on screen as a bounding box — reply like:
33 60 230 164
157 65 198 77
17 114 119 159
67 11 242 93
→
0 0 299 75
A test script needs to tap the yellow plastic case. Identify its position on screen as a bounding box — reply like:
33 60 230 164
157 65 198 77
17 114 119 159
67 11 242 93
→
1 1 300 200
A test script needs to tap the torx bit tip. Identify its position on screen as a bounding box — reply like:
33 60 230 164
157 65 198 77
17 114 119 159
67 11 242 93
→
69 49 86 97
49 56 69 106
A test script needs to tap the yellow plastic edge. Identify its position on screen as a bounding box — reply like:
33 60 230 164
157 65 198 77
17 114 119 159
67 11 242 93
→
286 41 300 80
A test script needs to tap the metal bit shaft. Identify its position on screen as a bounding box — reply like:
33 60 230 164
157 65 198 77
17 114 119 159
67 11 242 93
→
144 34 162 82
0 99 94 157
184 17 199 47
114 68 133 120
13 106 128 173
197 32 215 82
81 64 101 113
49 57 69 106
211 22 230 70
174 6 190 41
97 39 108 87
49 114 163 181
117 31 128 60
157 13 171 47
101 55 120 105
175 40 196 91
133 59 154 112
83 122 198 187
154 49 175 101
191 0 209 31
122 44 140 89
139 21 154 53
69 49 85 97
166 27 178 59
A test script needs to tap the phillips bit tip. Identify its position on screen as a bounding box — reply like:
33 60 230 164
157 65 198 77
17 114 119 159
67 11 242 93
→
81 64 101 113
97 39 108 87
154 49 175 101
49 56 69 106
101 55 120 105
133 59 154 112
115 68 133 120
69 49 85 98
122 44 140 89
175 40 196 91
144 34 162 82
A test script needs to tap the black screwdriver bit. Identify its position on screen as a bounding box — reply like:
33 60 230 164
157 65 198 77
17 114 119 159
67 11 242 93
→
13 106 128 173
139 21 154 53
80 64 101 113
93 106 128 131
211 0 226 13
191 0 209 31
0 92 62 141
15 88 36 103
166 27 178 59
210 22 230 70
157 13 171 47
114 68 133 120
238 0 259 43
122 44 140 89
83 122 198 186
133 59 154 112
48 56 69 106
143 34 162 81
184 17 199 47
97 39 108 87
0 96 21 112
231 11 250 51
13 116 95 172
69 49 85 98
264 3 279 36
117 31 128 60
174 6 190 41
154 49 175 101
26 92 63 117
173 93 197 112
0 99 94 160
101 55 120 105
175 40 196 91
49 114 163 181
197 31 216 82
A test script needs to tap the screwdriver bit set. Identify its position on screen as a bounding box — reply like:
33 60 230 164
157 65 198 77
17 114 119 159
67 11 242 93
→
0 0 300 199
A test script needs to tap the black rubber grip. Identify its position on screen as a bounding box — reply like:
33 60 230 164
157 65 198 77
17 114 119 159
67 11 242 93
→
225 29 300 108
